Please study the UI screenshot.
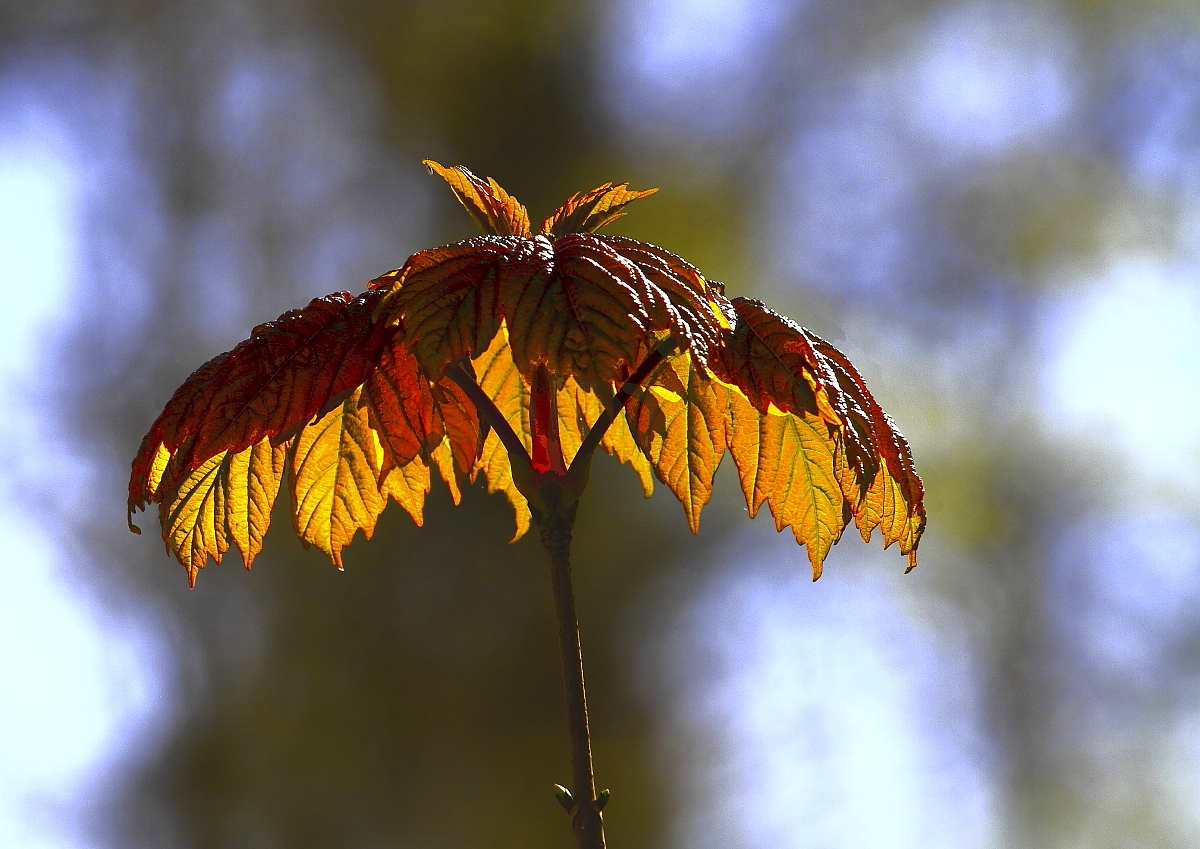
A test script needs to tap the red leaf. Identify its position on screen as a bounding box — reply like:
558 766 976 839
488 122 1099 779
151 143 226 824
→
376 235 548 375
602 236 723 368
500 234 656 388
360 327 480 492
128 351 229 529
129 290 394 527
377 232 725 393
362 330 440 470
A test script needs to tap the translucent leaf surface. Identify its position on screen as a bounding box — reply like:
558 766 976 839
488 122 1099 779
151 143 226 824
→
423 160 530 237
540 182 658 235
129 290 392 528
469 324 533 541
289 387 388 570
130 162 924 582
626 350 731 532
158 439 287 586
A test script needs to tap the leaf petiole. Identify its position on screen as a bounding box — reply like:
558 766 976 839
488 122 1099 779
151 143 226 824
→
569 335 679 476
443 359 535 478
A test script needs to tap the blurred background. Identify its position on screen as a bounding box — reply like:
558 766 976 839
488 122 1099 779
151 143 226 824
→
2 0 1200 846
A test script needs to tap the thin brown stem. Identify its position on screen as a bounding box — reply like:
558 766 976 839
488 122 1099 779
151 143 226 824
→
443 360 533 475
541 516 605 849
569 336 678 476
449 344 685 849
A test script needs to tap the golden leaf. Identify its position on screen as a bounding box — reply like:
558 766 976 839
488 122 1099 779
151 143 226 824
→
540 182 658 235
289 387 388 569
423 160 531 237
726 392 846 580
158 438 287 587
382 457 432 527
558 376 653 498
469 324 533 540
627 350 732 532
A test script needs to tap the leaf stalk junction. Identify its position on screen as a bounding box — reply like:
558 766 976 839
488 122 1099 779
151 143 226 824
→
443 336 677 849
130 162 925 845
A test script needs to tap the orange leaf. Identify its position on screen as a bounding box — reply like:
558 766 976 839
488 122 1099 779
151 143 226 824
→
129 290 393 530
423 160 531 237
540 182 658 235
289 387 389 569
374 235 547 376
626 347 732 532
362 329 442 470
362 328 480 480
129 352 229 528
717 296 840 424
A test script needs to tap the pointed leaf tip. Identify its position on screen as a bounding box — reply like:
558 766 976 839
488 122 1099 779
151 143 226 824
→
716 297 925 570
130 164 922 585
423 159 531 237
541 182 658 235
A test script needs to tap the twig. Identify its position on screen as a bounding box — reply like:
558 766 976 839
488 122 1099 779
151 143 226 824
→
541 512 605 849
443 360 534 476
569 336 679 475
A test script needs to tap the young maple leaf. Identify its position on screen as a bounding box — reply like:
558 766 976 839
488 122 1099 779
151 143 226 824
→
128 160 925 587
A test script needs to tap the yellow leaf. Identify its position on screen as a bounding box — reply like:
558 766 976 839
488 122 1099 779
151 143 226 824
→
146 441 171 502
289 388 387 569
856 456 923 569
727 392 846 580
382 457 431 527
159 438 286 586
429 437 462 506
558 377 654 498
627 350 731 532
470 323 532 540
228 439 289 570
161 451 229 585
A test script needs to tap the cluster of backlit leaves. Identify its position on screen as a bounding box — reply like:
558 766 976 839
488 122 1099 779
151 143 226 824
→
129 161 925 586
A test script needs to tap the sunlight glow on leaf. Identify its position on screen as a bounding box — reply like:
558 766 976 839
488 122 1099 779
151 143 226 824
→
130 165 924 582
